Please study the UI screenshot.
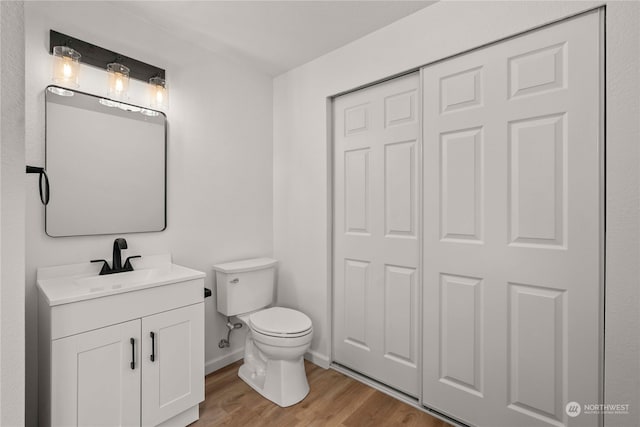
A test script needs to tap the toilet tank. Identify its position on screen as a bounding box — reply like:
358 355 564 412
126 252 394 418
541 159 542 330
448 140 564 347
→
213 258 278 316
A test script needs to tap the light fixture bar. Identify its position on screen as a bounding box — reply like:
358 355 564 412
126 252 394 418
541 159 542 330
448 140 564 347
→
49 30 165 82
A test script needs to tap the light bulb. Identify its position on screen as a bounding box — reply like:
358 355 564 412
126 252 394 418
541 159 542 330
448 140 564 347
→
62 62 72 78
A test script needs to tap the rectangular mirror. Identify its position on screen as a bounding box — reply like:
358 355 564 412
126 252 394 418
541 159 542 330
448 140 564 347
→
45 86 166 237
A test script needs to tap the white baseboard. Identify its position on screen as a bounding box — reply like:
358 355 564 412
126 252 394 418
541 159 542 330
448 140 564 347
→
304 350 331 369
205 348 244 375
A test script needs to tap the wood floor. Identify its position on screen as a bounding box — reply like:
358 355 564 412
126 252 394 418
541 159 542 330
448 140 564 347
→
192 360 452 426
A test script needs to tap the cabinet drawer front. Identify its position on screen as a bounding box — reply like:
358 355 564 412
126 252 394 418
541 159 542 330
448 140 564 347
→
52 320 141 426
51 278 204 340
141 303 205 426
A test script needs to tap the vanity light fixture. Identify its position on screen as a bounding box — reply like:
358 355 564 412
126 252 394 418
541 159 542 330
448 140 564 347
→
148 76 168 110
107 62 130 100
50 31 167 108
52 46 80 88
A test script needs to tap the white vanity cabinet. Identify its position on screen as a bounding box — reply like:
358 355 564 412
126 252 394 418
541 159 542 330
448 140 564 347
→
37 255 206 427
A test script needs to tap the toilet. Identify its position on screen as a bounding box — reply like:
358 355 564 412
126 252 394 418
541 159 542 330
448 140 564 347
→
213 258 313 407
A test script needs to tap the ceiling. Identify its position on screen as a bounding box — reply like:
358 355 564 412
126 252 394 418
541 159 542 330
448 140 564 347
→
112 1 436 76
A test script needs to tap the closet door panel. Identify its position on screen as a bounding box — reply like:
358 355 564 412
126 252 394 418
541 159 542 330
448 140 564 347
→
334 73 421 397
422 11 602 427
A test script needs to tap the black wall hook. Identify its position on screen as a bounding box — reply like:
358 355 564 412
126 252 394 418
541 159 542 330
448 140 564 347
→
26 166 50 205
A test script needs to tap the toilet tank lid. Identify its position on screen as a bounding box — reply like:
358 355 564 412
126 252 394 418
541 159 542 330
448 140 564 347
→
212 257 278 274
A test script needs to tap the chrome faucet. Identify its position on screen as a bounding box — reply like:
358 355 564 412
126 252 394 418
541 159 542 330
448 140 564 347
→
91 238 141 275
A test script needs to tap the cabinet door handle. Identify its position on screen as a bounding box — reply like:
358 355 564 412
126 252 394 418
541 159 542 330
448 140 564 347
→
150 332 156 362
130 338 135 370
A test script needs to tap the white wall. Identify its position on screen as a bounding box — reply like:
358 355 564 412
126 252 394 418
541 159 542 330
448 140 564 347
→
25 2 272 425
273 1 640 425
0 1 26 425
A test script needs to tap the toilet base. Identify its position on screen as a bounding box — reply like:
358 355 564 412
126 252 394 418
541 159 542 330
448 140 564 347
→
238 337 310 407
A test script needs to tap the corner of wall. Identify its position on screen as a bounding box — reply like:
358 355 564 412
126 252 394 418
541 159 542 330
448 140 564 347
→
304 350 331 370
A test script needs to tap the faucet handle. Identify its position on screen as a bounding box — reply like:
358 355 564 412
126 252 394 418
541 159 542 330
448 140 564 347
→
91 259 112 275
123 255 142 271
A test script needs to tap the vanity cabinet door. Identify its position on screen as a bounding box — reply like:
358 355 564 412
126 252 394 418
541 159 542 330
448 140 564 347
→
141 303 204 426
51 319 141 427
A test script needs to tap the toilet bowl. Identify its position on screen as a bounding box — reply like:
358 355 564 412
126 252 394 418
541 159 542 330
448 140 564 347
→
237 307 313 407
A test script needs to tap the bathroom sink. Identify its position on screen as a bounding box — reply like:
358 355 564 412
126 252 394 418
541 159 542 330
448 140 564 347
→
75 268 153 291
37 254 205 306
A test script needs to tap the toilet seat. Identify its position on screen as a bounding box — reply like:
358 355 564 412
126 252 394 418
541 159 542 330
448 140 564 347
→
249 307 312 338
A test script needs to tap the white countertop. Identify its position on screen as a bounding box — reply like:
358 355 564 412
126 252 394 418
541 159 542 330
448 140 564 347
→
37 254 205 306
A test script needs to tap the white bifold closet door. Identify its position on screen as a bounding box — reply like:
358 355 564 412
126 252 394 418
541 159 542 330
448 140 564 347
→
422 11 602 427
333 73 421 397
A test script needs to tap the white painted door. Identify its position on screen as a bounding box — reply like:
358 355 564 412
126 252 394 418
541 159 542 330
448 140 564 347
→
141 303 204 426
333 73 421 396
422 11 602 427
51 320 141 427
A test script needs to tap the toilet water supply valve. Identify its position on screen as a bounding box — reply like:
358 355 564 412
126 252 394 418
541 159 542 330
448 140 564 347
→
219 317 243 348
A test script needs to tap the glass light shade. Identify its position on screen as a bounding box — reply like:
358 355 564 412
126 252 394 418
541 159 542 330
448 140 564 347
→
148 76 168 110
52 46 81 88
107 63 130 100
